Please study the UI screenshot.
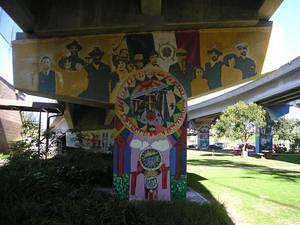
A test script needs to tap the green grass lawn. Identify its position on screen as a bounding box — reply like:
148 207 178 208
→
187 150 300 225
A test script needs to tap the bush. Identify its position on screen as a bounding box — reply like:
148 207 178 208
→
0 150 233 225
273 144 287 153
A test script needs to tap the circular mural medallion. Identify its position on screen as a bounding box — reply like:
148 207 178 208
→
140 148 162 171
145 175 158 190
115 69 187 137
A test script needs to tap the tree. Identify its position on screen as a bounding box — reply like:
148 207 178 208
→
10 112 39 157
212 101 266 157
271 118 300 143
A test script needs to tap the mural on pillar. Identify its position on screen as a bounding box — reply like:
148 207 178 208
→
113 69 187 200
193 116 218 149
12 26 271 103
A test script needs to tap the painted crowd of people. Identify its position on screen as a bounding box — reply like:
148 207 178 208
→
202 43 256 91
36 40 257 101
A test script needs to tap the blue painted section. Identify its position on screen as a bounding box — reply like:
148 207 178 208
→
170 147 176 176
181 148 187 175
257 134 273 153
123 144 131 173
255 134 260 153
267 104 290 120
113 140 118 174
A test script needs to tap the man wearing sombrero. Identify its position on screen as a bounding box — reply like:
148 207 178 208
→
235 43 256 79
80 47 119 102
203 47 223 90
59 40 85 71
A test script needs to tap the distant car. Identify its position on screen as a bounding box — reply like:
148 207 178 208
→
208 144 223 150
214 142 224 149
237 143 255 151
187 144 199 149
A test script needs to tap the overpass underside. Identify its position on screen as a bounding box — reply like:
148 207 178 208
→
0 0 283 131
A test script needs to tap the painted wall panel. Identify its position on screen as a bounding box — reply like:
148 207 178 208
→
12 26 271 103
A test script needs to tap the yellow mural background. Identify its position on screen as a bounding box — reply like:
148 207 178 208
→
191 26 271 97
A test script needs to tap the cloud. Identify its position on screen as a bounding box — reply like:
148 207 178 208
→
130 139 142 149
151 140 170 151
130 139 150 150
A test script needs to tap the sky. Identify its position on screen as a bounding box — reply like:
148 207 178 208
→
0 0 299 86
262 0 300 73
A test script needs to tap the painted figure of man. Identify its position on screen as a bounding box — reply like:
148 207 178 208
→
145 51 161 69
37 56 62 95
203 48 223 90
235 43 256 79
134 53 145 70
221 53 242 86
59 40 85 71
80 47 119 102
169 48 195 97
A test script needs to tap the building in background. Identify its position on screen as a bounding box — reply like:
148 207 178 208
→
0 76 22 151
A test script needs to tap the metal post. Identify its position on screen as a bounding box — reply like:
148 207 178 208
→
37 110 42 158
45 112 49 159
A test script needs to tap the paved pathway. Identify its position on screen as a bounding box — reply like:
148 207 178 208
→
186 187 209 204
189 165 300 170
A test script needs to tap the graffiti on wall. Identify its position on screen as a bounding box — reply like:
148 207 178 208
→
113 69 187 200
13 26 271 102
66 129 114 152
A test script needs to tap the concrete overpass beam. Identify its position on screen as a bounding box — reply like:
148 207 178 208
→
258 0 283 20
141 0 161 16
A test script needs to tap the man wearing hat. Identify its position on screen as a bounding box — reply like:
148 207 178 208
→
145 51 161 69
169 48 195 97
235 43 256 79
59 40 85 71
203 47 223 90
80 47 119 102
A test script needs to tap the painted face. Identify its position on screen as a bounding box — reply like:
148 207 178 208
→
209 52 219 62
228 57 235 67
117 60 126 71
64 59 72 70
93 55 102 65
127 63 136 72
149 54 158 65
41 58 51 70
239 47 248 57
69 46 79 55
195 68 203 77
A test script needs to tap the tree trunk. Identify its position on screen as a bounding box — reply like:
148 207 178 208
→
241 143 248 157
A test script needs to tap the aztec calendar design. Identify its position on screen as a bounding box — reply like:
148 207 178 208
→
115 69 187 138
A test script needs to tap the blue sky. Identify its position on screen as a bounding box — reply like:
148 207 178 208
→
262 0 300 73
0 0 299 83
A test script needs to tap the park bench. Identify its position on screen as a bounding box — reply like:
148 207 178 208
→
257 151 273 159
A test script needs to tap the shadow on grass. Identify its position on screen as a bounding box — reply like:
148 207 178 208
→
254 169 300 182
272 154 300 165
188 157 300 181
187 159 263 168
187 172 235 225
